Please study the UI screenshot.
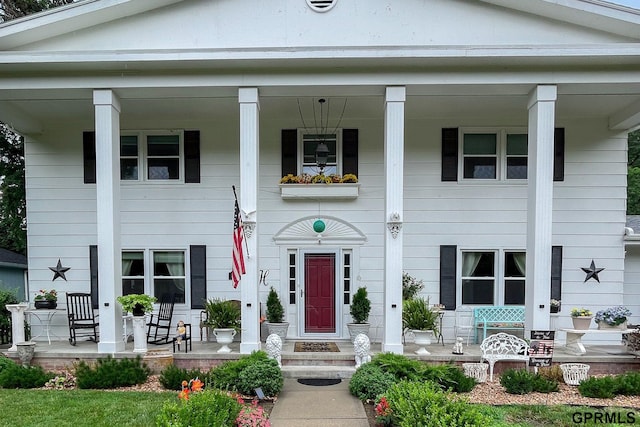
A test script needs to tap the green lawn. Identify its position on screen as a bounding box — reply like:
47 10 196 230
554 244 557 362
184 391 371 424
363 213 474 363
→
479 405 640 427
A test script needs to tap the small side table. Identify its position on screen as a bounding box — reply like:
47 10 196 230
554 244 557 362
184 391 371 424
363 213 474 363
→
434 310 445 346
26 308 64 344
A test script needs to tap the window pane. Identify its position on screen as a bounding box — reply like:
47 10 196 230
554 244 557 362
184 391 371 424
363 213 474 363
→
506 157 527 179
462 279 494 304
505 252 526 277
147 135 179 156
463 134 496 155
462 252 494 277
148 158 179 180
154 252 185 275
463 157 496 179
121 159 138 180
505 280 525 305
507 134 527 155
154 278 185 303
123 278 145 296
120 136 138 156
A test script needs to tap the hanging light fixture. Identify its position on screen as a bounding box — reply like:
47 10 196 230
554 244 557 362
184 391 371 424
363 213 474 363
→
315 141 330 175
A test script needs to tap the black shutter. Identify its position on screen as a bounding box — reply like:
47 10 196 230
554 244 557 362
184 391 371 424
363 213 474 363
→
89 245 99 309
440 245 457 310
281 129 298 177
550 246 562 304
554 128 565 182
184 130 201 183
83 131 96 184
441 128 458 182
342 129 358 177
190 245 207 309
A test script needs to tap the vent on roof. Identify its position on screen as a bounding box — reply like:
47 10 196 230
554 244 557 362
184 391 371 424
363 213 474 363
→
306 0 337 13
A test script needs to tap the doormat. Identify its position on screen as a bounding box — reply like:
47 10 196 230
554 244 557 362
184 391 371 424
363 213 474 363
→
297 378 342 386
294 342 340 353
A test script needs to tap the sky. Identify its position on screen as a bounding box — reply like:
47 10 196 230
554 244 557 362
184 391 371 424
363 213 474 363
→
609 0 640 8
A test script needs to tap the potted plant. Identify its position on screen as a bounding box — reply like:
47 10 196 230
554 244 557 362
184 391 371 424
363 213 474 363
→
203 298 241 353
265 287 289 342
550 299 561 314
402 297 439 355
117 294 157 316
34 289 57 309
595 306 632 330
570 307 593 330
347 287 371 342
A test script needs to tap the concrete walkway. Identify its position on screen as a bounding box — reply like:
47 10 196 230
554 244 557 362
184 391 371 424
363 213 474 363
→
269 378 368 427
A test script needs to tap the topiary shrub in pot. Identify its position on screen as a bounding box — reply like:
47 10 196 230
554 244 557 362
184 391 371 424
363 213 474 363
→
347 287 371 343
265 287 288 343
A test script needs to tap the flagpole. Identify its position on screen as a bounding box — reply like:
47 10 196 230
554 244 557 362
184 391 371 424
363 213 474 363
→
232 185 250 259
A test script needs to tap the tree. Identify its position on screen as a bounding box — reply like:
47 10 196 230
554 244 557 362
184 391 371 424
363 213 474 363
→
1 0 74 22
0 125 25 254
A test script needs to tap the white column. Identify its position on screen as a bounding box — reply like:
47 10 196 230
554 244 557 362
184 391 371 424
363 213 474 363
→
94 89 125 353
6 303 28 351
383 86 405 354
239 87 260 354
525 85 557 334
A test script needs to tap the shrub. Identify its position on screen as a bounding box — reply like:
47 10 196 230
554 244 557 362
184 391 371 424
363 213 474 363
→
349 362 397 401
383 380 490 426
75 355 151 389
156 389 242 427
370 352 424 381
236 358 283 397
538 365 564 383
578 376 618 398
0 290 18 329
422 364 476 393
209 351 269 392
615 371 640 396
0 355 16 374
499 369 553 395
0 363 53 388
159 364 209 391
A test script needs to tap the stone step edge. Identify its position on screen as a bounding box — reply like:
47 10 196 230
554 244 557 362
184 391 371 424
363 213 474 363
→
281 365 356 379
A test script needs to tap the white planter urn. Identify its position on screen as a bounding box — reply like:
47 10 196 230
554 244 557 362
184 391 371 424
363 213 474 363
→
413 330 434 355
213 328 237 353
347 323 370 343
16 341 36 367
132 316 148 353
265 322 289 343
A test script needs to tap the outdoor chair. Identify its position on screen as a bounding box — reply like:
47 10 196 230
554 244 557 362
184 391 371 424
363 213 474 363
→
66 292 99 346
147 293 175 344
454 307 474 346
172 322 192 353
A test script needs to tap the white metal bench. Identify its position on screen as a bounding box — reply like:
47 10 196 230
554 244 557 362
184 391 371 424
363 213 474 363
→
480 332 530 381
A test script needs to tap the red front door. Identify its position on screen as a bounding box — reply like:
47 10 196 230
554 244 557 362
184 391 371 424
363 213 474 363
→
304 253 335 333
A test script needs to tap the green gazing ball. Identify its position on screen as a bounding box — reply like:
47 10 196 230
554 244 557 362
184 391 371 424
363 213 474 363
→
313 219 326 233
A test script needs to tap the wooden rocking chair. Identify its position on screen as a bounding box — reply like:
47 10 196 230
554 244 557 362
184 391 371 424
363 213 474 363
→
66 292 99 346
147 294 175 344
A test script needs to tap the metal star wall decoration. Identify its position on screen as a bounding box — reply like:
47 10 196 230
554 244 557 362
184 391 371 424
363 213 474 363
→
49 259 70 281
581 259 604 283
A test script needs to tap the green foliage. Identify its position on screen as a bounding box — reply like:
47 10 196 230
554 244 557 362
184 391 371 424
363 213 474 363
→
156 388 242 427
615 371 640 396
349 362 397 401
0 289 18 328
209 351 268 392
265 287 285 323
370 352 424 382
204 298 241 330
236 358 283 397
402 297 438 333
159 364 209 391
116 294 157 314
537 365 564 383
75 355 151 389
350 287 371 324
421 364 476 393
0 126 26 254
383 380 490 427
0 363 53 388
500 369 558 395
0 355 16 374
578 376 619 398
402 272 424 301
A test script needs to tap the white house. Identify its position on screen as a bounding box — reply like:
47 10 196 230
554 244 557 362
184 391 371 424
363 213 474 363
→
1 0 639 354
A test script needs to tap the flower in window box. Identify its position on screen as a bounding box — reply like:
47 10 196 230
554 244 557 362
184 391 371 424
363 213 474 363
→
550 299 561 313
329 174 342 183
299 173 313 184
279 174 299 184
311 174 332 184
340 173 358 183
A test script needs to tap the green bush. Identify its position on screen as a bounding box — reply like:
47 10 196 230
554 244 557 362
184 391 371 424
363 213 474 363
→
578 376 619 399
0 290 18 329
370 352 424 381
0 356 16 374
156 388 242 427
159 364 209 391
349 362 397 401
0 363 53 388
538 365 564 383
236 358 283 397
75 355 151 389
384 380 490 427
499 369 558 395
422 364 476 393
614 371 640 396
209 351 269 391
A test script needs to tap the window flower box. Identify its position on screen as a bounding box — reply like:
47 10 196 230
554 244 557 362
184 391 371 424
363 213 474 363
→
279 183 359 200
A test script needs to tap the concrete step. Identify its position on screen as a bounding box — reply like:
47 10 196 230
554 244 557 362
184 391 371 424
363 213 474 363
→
281 365 356 379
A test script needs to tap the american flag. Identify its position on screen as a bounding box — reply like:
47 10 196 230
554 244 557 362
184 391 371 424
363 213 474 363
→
232 198 245 288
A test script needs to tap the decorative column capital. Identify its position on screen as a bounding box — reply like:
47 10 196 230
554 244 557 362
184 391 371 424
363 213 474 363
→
387 212 402 239
243 220 256 238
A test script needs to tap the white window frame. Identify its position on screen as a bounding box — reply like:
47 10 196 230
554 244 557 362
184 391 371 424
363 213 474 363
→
458 249 526 306
459 128 527 182
120 130 184 183
297 129 343 176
